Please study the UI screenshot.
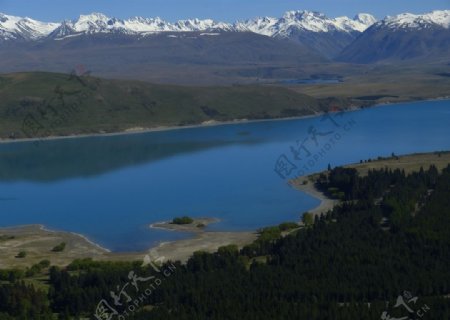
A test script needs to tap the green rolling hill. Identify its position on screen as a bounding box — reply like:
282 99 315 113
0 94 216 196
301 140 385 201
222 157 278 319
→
0 72 326 140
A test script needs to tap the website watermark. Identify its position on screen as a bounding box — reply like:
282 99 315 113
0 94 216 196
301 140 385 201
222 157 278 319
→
274 107 356 180
381 291 430 320
94 251 174 320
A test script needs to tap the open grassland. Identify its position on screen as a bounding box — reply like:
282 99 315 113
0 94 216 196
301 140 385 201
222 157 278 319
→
347 151 450 176
299 151 450 182
0 225 107 269
292 63 450 105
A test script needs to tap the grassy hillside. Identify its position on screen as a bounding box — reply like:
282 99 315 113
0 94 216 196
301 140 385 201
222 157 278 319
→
0 72 323 139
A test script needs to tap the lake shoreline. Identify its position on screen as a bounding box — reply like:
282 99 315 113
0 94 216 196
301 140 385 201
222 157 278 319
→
0 222 257 266
289 179 339 218
0 224 112 268
35 224 112 253
0 114 324 144
1 96 448 145
289 150 450 218
148 218 257 262
150 230 257 263
2 150 450 267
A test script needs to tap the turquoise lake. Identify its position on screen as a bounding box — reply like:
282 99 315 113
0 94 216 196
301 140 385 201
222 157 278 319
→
0 99 450 251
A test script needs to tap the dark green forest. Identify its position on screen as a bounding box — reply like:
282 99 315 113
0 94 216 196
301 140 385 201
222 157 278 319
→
1 165 450 319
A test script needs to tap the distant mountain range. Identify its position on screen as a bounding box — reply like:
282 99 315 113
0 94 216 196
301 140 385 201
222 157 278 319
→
0 10 377 59
0 9 449 80
0 11 375 41
338 10 450 63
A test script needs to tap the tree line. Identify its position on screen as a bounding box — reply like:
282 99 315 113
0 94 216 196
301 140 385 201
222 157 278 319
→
1 165 450 319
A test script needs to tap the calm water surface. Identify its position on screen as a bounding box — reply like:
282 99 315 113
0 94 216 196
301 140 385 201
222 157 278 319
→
0 100 449 251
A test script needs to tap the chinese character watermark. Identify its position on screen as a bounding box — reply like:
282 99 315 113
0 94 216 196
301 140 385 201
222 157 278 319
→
381 291 430 320
94 252 174 320
275 107 356 180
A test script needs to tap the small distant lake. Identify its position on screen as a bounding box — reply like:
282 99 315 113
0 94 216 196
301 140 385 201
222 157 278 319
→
279 78 342 84
0 99 449 251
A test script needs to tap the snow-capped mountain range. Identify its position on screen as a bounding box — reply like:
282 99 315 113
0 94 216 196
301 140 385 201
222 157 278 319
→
1 10 449 42
234 11 376 37
0 13 59 40
378 10 450 30
337 10 450 63
1 10 378 41
1 9 449 71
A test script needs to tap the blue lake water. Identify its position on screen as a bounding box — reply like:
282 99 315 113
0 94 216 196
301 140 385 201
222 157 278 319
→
0 99 450 251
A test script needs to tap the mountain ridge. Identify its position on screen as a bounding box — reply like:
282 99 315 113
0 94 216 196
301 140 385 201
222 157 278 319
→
0 10 376 41
338 10 450 63
1 9 449 70
2 10 448 42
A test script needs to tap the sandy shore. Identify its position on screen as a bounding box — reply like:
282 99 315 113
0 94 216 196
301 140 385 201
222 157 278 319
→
148 217 257 262
0 225 111 268
0 221 257 268
150 231 257 263
289 150 450 218
289 177 339 218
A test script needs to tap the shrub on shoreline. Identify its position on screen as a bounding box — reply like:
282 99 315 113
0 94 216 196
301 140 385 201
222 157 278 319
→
16 251 27 258
52 242 66 252
172 216 194 225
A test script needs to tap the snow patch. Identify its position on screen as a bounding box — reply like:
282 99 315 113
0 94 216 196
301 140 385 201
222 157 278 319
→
382 10 450 29
200 32 221 36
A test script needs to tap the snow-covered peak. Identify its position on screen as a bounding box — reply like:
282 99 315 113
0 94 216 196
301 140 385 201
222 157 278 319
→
280 10 375 33
234 10 376 37
124 17 175 33
72 13 123 33
48 20 78 39
234 17 279 36
0 12 59 40
381 10 450 30
0 13 19 35
0 13 21 40
334 14 376 33
57 14 233 35
177 19 216 31
354 13 377 26
78 12 109 21
17 18 60 39
282 10 326 21
0 9 391 42
280 10 335 32
174 19 232 32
